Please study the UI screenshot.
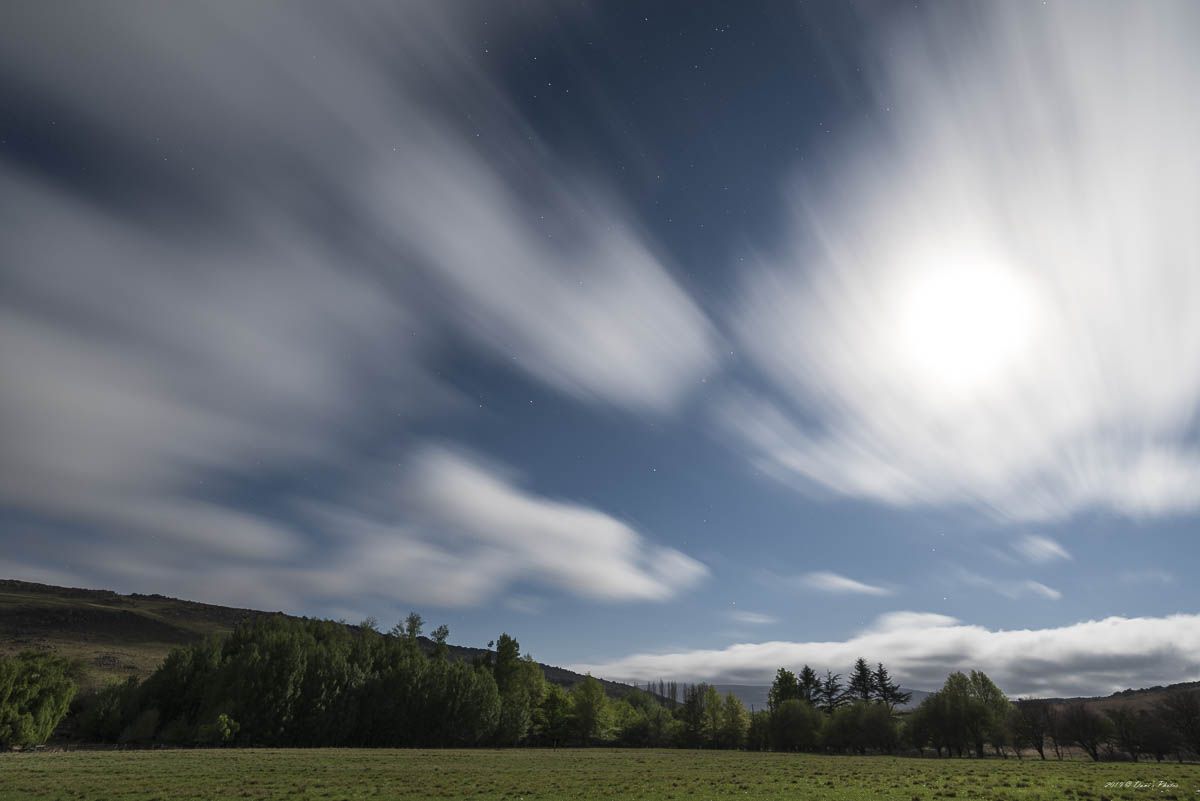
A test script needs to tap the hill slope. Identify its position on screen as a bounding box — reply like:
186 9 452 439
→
0 579 639 699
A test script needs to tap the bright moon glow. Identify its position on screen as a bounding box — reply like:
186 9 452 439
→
896 256 1039 397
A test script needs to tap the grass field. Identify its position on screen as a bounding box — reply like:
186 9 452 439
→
2 749 1198 801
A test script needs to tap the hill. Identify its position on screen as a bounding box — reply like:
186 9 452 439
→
1044 681 1200 711
0 579 642 700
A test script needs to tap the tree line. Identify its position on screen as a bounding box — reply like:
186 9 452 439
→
3 615 1200 760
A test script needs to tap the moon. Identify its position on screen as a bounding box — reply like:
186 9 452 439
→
894 253 1040 400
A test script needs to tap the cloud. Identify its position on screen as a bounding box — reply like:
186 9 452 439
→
727 610 778 626
955 569 1063 602
725 2 1200 521
1013 535 1072 564
1118 569 1175 586
3 445 707 611
800 571 892 597
574 610 1200 697
0 3 715 606
398 446 709 602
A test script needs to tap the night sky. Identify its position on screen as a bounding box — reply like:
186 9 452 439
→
2 1 1198 697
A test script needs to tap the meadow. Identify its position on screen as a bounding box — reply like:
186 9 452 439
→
2 748 1198 801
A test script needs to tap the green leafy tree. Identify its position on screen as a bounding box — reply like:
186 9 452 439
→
533 683 572 747
571 675 609 744
0 652 77 749
746 709 771 751
969 670 1013 756
824 702 868 753
717 692 749 749
701 684 723 746
770 698 822 751
392 612 423 640
494 646 544 746
678 683 712 747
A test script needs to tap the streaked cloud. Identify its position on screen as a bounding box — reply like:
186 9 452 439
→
399 446 709 603
955 568 1062 602
800 571 892 597
0 3 716 607
575 610 1200 697
1013 535 1072 564
1118 568 1175 586
725 2 1200 521
726 610 778 626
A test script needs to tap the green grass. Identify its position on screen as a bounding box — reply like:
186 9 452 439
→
3 749 1198 801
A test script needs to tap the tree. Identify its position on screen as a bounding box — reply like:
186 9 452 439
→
871 663 911 712
1106 707 1143 761
798 665 821 705
930 673 981 757
492 634 522 693
701 684 723 746
1139 709 1180 762
679 683 713 747
571 675 609 744
746 709 771 751
533 683 572 747
1011 699 1049 759
717 692 749 749
847 658 875 703
1044 703 1065 760
904 701 933 755
770 698 822 752
1157 690 1200 758
969 671 1013 756
768 668 800 713
824 702 867 754
393 612 423 640
859 700 900 753
358 616 379 632
818 671 844 715
1061 703 1113 762
0 652 77 749
430 624 450 659
615 697 675 748
493 638 544 746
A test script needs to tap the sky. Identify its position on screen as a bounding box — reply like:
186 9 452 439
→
1 1 1198 698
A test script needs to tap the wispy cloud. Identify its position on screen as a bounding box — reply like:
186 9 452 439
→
724 2 1200 522
1013 535 1072 564
575 611 1200 697
1118 569 1175 586
726 610 778 626
4 445 708 611
399 446 709 603
0 4 716 608
800 571 893 597
955 569 1062 602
